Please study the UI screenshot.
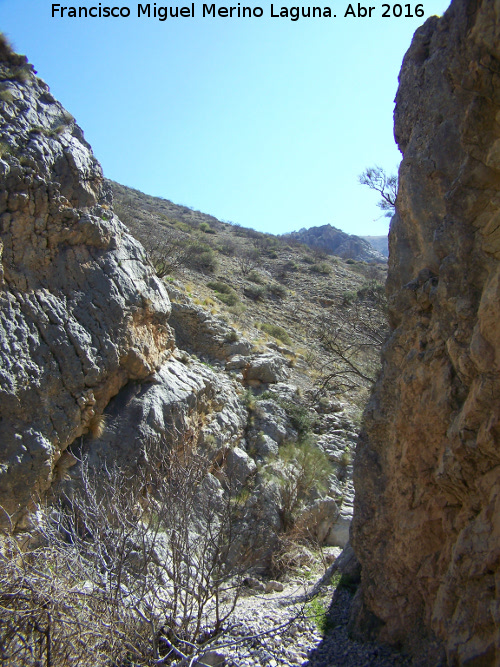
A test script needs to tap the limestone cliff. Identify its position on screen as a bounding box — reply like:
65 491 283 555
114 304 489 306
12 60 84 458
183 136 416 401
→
0 38 174 526
286 224 386 263
351 0 500 663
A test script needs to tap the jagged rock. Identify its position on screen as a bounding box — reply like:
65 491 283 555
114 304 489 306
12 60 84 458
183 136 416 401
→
286 224 386 263
69 357 247 472
225 354 249 371
253 433 279 459
351 1 500 663
245 353 290 384
227 353 290 385
167 297 252 362
225 446 257 491
0 50 173 526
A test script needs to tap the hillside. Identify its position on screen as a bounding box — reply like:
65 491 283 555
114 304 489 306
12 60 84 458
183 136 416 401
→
284 224 386 263
361 235 389 257
109 178 388 405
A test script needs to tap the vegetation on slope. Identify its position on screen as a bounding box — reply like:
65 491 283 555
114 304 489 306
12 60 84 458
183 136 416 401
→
109 179 389 405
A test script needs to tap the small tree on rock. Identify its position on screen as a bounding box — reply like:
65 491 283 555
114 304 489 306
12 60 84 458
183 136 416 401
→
359 166 397 217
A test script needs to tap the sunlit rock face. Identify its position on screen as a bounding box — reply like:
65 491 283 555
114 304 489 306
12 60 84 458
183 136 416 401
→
350 0 500 663
0 39 174 526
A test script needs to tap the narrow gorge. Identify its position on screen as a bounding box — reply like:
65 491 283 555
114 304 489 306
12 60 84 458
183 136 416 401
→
1 0 500 664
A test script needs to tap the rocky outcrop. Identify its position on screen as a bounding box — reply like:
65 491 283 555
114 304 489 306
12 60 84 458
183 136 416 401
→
0 40 173 526
361 235 389 258
351 0 500 663
71 355 248 474
166 285 252 362
286 224 386 263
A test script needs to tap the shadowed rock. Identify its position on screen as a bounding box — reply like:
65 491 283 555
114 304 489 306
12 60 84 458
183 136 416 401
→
351 0 500 663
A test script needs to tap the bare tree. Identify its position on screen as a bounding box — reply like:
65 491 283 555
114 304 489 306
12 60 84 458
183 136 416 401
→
359 165 398 217
145 236 187 278
315 282 388 396
0 427 259 666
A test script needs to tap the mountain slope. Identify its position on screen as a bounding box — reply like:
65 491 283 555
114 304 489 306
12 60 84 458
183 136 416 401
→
285 224 386 263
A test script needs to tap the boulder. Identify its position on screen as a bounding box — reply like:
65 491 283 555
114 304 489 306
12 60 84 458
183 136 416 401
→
168 298 252 362
295 497 340 546
225 446 257 491
265 580 284 593
244 353 290 384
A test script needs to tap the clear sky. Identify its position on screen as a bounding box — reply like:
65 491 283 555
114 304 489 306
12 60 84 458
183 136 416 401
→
1 0 450 236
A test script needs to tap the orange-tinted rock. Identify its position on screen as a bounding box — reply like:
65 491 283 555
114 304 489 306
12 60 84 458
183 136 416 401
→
351 0 500 663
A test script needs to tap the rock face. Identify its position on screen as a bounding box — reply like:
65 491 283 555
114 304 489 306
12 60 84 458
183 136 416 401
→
287 224 386 263
0 40 173 526
361 235 389 258
351 0 500 663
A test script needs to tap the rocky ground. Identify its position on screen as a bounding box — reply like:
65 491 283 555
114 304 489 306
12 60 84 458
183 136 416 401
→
170 565 412 667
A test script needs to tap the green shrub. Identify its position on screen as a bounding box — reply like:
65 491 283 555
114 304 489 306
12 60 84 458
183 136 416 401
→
247 269 265 284
0 141 14 158
259 322 292 346
356 279 385 302
279 401 316 438
225 330 240 343
267 283 287 299
284 260 299 272
207 280 232 294
228 302 246 317
199 221 216 234
185 242 217 272
311 262 332 275
339 450 352 468
276 439 332 530
207 280 240 306
174 220 192 234
241 388 256 411
342 290 357 305
306 597 331 634
12 65 31 83
218 291 239 306
0 88 14 103
220 239 237 256
244 284 266 301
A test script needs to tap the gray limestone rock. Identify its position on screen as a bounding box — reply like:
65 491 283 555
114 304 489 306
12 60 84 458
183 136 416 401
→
0 54 174 525
245 353 290 385
168 297 252 362
251 399 297 445
225 446 257 491
295 497 340 546
68 357 247 474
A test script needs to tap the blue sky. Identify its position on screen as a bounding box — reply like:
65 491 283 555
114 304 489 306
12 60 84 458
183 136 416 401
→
1 0 450 236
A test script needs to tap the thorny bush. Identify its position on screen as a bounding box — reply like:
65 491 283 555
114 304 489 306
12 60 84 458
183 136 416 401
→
0 429 259 666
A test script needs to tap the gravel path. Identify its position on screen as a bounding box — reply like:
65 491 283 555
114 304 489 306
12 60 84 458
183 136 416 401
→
189 579 412 667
